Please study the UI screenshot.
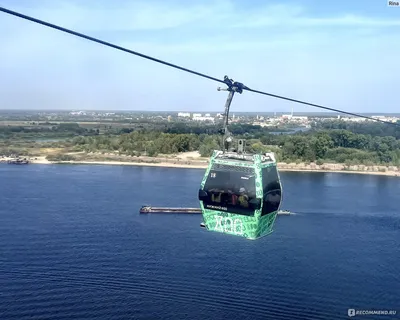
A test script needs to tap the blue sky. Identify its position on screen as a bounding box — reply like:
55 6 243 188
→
0 0 399 113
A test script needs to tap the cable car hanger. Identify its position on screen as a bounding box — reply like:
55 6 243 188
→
217 76 249 153
1 6 399 128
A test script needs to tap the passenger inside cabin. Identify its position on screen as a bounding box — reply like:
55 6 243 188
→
210 182 228 204
266 190 281 204
209 187 224 203
238 187 249 208
265 181 281 204
222 181 238 205
229 189 238 205
262 181 282 214
209 180 239 206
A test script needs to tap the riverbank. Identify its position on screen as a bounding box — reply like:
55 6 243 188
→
2 152 400 177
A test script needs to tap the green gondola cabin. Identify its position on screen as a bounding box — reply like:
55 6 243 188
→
198 148 282 240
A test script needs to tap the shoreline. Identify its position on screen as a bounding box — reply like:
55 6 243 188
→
8 158 398 177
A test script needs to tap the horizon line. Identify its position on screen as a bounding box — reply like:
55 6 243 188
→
0 109 399 115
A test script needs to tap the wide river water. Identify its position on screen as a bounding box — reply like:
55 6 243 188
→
0 164 399 319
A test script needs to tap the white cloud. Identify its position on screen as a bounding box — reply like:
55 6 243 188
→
0 0 231 31
233 9 400 28
0 0 399 112
3 0 400 33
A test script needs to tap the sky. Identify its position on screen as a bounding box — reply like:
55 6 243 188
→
0 0 399 113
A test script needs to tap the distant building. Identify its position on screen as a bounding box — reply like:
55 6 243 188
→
192 116 214 122
281 107 294 120
292 116 307 120
342 117 366 122
177 112 190 117
253 121 274 127
70 111 87 115
371 116 398 123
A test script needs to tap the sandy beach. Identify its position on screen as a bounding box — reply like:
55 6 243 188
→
2 151 400 177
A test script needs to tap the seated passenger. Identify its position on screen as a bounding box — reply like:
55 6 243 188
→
209 187 223 203
230 193 238 205
266 191 281 203
263 189 281 214
222 182 238 205
238 187 249 208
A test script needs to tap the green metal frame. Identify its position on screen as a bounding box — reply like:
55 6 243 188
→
199 150 282 240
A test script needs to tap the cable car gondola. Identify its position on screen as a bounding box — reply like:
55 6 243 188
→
198 77 283 240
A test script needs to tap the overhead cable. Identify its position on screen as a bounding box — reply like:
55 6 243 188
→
0 7 225 85
245 88 399 126
1 6 399 128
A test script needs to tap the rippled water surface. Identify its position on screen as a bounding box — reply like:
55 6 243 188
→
0 164 399 319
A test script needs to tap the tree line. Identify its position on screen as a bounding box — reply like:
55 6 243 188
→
313 120 400 139
0 123 99 140
68 121 400 166
2 120 400 166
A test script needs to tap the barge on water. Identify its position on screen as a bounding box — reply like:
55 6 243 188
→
140 206 292 215
7 158 29 165
140 206 201 214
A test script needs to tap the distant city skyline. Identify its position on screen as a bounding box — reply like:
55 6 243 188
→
2 109 400 117
0 0 399 113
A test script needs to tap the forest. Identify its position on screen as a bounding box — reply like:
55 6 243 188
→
69 120 400 166
1 119 400 166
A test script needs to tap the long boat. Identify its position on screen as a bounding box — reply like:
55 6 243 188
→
139 206 201 214
7 159 29 165
140 206 291 215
